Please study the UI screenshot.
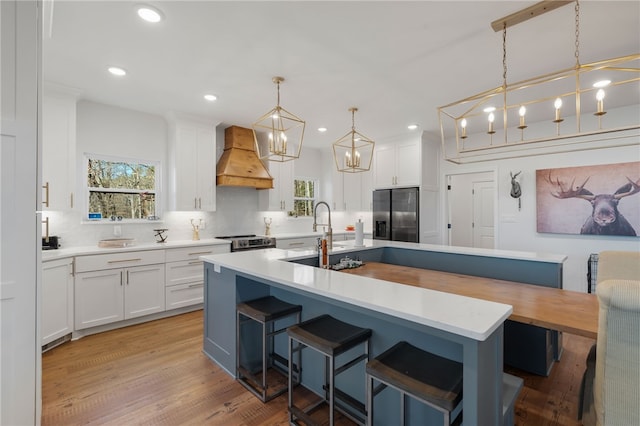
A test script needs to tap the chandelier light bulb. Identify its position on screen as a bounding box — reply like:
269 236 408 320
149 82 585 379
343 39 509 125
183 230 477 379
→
553 98 563 123
460 118 467 139
487 113 495 134
518 106 527 129
595 89 606 116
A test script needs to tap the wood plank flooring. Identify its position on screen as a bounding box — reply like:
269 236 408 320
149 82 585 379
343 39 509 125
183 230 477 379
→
42 310 593 425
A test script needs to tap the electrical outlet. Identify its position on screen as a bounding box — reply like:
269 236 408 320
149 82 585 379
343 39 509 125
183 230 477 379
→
114 225 122 237
200 220 206 230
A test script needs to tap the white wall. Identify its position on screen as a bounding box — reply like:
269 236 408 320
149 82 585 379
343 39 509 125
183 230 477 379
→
440 136 640 293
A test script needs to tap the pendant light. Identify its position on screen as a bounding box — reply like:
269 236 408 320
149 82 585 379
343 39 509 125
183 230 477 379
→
332 107 375 173
253 76 305 162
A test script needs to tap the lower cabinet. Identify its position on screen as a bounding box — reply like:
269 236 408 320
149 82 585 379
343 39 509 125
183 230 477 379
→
74 250 165 330
42 258 74 346
275 236 319 250
165 245 229 309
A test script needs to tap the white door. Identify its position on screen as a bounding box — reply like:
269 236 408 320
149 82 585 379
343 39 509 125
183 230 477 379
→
1 0 40 423
447 172 494 248
472 181 495 249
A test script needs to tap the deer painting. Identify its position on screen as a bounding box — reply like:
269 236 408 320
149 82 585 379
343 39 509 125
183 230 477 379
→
545 173 640 236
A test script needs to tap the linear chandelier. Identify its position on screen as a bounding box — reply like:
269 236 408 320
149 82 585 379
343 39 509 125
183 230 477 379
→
332 107 375 173
438 0 640 164
253 76 306 162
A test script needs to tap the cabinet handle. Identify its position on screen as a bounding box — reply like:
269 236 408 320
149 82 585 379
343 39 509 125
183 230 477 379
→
42 217 50 242
120 270 124 286
71 259 75 277
198 198 202 209
194 198 198 209
70 193 74 209
188 251 212 256
289 242 305 247
126 270 130 285
42 182 50 207
188 260 203 265
108 258 142 264
188 283 203 288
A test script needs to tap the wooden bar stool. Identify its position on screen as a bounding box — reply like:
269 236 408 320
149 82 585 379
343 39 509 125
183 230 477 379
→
287 314 372 426
366 341 463 426
236 296 302 402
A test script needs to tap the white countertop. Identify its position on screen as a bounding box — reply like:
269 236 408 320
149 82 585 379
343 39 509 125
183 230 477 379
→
200 239 566 341
41 238 230 261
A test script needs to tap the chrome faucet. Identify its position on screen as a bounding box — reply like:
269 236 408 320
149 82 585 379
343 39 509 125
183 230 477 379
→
313 201 333 250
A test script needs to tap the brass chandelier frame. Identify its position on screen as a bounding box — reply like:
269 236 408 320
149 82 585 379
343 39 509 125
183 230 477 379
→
332 107 375 173
438 1 640 164
253 76 306 162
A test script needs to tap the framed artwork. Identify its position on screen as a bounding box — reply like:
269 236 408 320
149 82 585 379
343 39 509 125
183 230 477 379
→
536 162 640 236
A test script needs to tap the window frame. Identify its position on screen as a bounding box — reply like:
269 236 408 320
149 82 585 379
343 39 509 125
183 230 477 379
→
292 176 318 217
83 153 162 223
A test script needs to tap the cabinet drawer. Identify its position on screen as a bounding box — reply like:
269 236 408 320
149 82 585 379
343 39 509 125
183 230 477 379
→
164 245 229 262
166 282 204 310
165 260 204 287
75 250 165 273
276 237 318 249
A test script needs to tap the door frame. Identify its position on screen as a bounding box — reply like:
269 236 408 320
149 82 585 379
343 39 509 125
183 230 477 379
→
444 170 498 247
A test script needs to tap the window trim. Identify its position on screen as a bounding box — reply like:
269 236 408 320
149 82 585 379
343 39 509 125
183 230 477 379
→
292 176 318 217
83 152 162 223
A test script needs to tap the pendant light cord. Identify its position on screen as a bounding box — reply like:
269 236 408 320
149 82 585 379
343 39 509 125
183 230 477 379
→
575 0 580 67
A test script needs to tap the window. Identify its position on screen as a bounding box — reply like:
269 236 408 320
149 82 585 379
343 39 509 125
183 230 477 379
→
293 178 317 217
85 154 159 220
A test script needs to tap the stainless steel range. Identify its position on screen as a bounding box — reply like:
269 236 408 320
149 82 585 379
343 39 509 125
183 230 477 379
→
216 234 276 252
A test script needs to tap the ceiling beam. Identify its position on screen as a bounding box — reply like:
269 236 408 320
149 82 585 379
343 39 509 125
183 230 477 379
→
491 0 573 32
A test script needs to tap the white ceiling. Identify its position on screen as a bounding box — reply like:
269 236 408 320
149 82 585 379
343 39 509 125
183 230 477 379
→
43 1 640 149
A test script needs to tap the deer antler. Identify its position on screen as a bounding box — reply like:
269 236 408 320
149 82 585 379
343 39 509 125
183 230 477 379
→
613 177 640 200
545 172 595 201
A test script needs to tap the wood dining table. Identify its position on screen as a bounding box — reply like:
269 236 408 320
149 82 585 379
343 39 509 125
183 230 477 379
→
340 261 599 339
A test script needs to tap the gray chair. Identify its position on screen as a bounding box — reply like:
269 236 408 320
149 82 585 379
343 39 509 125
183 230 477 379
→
580 250 640 425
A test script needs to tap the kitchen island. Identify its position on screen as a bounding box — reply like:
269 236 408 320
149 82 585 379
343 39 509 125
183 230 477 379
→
201 240 567 425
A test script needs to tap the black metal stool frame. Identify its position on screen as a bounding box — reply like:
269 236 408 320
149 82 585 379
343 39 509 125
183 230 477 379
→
236 299 302 403
287 315 371 426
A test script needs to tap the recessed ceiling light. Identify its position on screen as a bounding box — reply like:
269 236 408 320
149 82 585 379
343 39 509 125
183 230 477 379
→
483 106 496 113
137 5 163 23
593 80 611 88
407 124 418 130
108 66 127 76
204 94 217 102
318 127 327 132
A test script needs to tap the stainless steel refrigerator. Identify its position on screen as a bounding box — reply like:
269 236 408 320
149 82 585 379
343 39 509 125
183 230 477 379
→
373 187 419 242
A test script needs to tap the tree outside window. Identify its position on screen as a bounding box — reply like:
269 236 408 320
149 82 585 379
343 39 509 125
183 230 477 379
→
86 155 159 220
293 178 317 217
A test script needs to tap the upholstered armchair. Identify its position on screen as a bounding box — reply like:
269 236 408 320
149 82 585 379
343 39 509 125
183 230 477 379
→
580 251 640 425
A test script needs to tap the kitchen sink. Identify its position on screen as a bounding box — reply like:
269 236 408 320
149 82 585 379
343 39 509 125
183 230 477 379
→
98 238 136 248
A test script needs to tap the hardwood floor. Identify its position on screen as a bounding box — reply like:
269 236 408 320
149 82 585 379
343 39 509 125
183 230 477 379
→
42 310 593 425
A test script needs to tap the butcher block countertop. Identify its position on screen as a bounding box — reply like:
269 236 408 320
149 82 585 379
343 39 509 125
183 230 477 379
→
340 261 599 339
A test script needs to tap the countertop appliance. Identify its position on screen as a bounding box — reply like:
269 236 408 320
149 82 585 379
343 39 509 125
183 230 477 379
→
42 236 61 250
373 187 419 243
216 234 276 252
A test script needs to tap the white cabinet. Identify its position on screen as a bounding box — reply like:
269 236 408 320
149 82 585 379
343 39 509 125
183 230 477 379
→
332 168 372 212
276 236 319 250
165 245 229 310
74 250 165 330
42 258 74 346
259 160 293 211
373 139 421 189
168 115 218 211
42 88 78 211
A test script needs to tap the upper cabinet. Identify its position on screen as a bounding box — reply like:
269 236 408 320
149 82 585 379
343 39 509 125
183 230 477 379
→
373 138 421 189
259 160 293 211
42 86 79 211
331 168 372 212
167 114 219 211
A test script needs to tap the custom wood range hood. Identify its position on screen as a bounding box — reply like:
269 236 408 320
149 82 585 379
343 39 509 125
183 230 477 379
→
216 125 274 189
